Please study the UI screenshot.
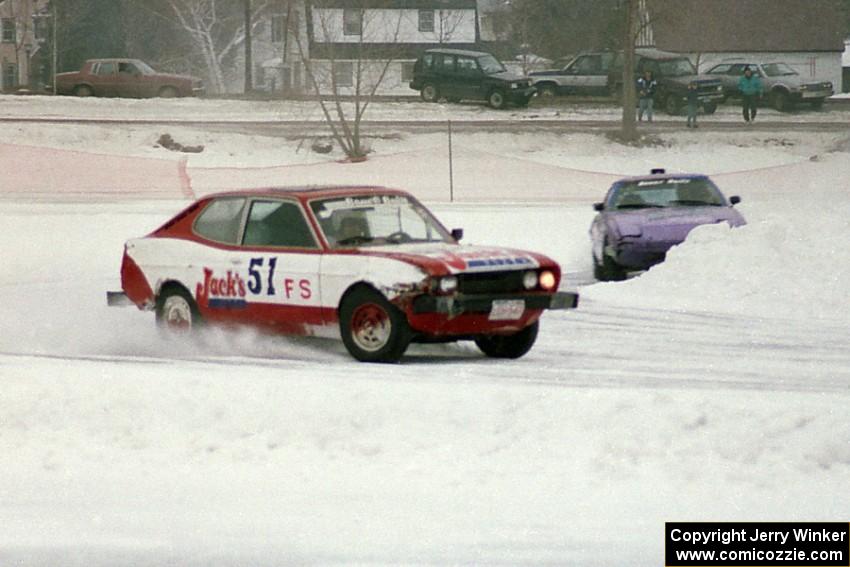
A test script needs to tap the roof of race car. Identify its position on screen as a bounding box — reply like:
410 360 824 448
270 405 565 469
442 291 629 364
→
615 172 709 184
202 185 409 201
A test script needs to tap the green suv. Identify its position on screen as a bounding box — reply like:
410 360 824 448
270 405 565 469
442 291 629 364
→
410 48 536 109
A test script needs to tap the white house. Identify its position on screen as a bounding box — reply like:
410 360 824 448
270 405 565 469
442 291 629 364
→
257 0 479 95
0 0 50 91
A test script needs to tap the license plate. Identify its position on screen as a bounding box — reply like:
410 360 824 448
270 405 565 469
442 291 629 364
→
489 299 525 321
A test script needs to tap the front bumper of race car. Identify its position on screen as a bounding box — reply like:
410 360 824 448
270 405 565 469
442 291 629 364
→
411 291 579 316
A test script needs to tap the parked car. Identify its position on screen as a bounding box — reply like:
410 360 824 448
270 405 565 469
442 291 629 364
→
704 61 834 111
410 48 536 109
55 58 204 98
590 170 746 281
109 186 579 362
609 49 725 114
530 51 616 97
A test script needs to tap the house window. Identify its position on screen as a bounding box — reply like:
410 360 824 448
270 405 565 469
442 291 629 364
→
343 9 362 36
3 63 17 88
33 15 49 42
1 18 16 43
418 10 434 32
271 11 298 43
334 61 353 87
401 61 415 82
271 14 285 42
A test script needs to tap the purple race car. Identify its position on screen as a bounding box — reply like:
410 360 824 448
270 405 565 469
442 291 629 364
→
590 170 746 281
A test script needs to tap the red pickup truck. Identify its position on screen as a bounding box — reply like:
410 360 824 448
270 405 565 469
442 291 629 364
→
55 58 204 98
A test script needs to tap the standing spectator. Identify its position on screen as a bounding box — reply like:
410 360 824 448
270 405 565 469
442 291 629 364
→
738 66 764 123
636 70 657 122
686 81 699 128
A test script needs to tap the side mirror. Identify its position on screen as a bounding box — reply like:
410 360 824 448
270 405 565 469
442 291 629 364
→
593 202 605 212
451 228 464 241
729 196 741 205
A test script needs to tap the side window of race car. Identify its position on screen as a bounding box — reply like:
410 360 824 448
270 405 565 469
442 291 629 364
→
193 198 247 244
242 200 318 249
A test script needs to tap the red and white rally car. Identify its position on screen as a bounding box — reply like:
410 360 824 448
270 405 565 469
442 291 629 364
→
109 186 578 362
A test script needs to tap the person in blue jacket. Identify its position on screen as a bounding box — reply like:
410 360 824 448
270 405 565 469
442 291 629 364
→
738 66 764 123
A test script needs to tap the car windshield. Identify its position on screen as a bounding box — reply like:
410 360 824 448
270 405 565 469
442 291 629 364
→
761 63 797 77
657 58 696 77
132 60 156 75
610 178 725 210
477 55 505 74
310 194 452 248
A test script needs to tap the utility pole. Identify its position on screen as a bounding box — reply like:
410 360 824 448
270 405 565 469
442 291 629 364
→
52 0 57 95
244 0 253 94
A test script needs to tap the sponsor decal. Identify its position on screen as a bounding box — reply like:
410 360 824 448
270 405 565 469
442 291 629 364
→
427 249 536 272
197 257 313 309
196 267 247 309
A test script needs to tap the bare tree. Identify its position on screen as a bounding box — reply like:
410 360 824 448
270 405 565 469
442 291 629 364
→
165 0 267 93
291 4 403 160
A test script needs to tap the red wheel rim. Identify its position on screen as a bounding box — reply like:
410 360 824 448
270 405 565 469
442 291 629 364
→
350 302 391 352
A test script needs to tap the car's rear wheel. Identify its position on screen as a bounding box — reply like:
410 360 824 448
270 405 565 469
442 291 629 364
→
487 89 507 109
74 85 93 97
475 321 539 359
664 94 682 115
156 285 202 333
339 287 411 363
158 86 179 98
421 83 439 103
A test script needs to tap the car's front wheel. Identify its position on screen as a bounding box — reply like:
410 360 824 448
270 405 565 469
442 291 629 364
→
475 321 539 359
421 83 439 103
158 86 179 98
537 83 557 97
74 85 93 97
702 102 717 114
771 90 791 112
593 240 627 282
487 89 507 109
156 285 202 333
339 287 411 363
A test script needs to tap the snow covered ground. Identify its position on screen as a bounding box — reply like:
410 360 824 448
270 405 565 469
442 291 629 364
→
1 99 849 566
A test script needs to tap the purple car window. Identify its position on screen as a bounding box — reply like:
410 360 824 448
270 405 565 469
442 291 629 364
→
612 178 724 210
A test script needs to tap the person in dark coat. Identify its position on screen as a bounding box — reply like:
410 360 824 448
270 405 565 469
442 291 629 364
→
738 66 764 123
686 81 699 128
636 71 657 122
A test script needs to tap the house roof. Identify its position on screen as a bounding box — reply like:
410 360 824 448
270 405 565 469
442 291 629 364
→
648 0 846 53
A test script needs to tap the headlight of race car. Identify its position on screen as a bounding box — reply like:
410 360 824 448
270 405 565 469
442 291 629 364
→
539 270 557 291
522 270 538 290
438 276 458 293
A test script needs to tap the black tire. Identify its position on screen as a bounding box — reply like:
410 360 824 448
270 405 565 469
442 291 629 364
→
155 285 202 333
702 102 717 115
810 98 825 110
74 85 93 97
339 286 411 363
771 90 790 112
593 240 627 282
537 83 557 98
158 86 179 98
421 83 439 103
474 321 539 359
610 83 623 103
664 94 682 115
487 89 507 109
